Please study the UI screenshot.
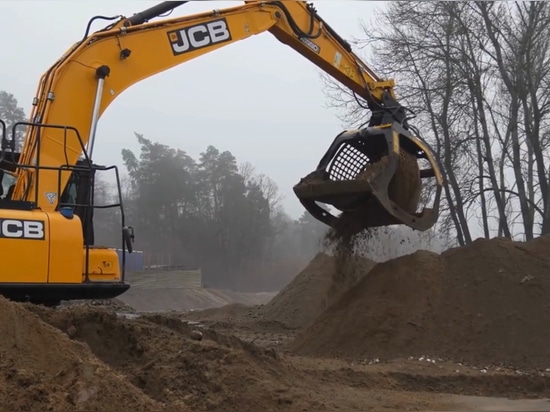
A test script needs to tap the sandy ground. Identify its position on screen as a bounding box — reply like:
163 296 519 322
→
144 306 550 411
450 396 550 411
4 235 550 411
7 290 550 411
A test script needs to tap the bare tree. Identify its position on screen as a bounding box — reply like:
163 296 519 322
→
322 1 550 242
0 91 27 150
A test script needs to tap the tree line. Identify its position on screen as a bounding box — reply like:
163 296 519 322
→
94 132 327 291
323 1 550 245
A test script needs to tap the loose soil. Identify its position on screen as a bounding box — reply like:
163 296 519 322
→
27 305 310 412
2 233 550 410
293 235 550 369
261 252 377 329
0 296 160 411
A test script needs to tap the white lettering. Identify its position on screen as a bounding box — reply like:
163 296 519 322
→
171 30 190 54
2 219 22 238
188 25 209 48
207 21 230 42
0 219 44 239
23 221 44 239
170 19 231 55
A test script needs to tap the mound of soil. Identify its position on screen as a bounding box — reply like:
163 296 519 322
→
262 253 376 329
292 235 550 369
29 305 316 411
0 296 159 411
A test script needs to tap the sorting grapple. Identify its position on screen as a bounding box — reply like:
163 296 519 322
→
293 122 444 236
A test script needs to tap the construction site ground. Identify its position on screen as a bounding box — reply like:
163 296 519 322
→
4 234 550 411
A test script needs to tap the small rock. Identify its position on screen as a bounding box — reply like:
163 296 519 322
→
521 274 534 283
66 325 77 338
76 387 97 404
190 330 203 341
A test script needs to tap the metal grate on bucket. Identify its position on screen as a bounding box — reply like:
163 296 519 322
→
327 143 371 181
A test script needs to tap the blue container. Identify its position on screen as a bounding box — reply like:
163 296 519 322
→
116 249 144 272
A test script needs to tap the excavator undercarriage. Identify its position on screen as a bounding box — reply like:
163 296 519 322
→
294 122 443 236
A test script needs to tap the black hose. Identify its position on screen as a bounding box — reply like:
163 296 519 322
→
272 1 351 52
82 15 123 41
126 1 188 26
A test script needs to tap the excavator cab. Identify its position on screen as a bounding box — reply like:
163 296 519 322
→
0 120 134 305
293 121 444 236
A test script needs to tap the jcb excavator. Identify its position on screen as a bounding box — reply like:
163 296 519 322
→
0 1 443 305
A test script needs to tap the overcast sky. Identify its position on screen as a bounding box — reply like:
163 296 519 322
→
0 1 384 219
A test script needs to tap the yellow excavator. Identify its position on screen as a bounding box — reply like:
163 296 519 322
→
0 1 443 305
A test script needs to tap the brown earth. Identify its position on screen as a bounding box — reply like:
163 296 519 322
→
2 234 550 411
6 297 550 412
293 235 550 369
0 296 160 411
27 305 312 412
180 252 377 350
261 252 377 329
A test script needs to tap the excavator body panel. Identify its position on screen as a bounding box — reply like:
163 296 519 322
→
0 207 51 284
0 205 129 305
294 122 443 236
0 123 130 305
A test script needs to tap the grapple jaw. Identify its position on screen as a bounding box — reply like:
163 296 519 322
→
293 122 444 235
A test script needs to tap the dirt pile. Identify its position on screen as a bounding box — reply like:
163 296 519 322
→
0 292 331 411
0 296 160 411
292 235 550 369
262 253 376 329
28 305 317 411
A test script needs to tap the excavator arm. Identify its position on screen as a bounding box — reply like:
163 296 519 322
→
11 0 443 233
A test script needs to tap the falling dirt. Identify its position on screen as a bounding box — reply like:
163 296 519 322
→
262 253 376 329
292 235 550 369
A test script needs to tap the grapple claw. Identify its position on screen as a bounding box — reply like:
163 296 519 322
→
293 122 444 233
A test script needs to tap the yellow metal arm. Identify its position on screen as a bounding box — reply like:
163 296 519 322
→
14 1 401 210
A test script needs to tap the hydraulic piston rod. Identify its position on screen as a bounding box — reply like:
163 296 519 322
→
87 65 110 160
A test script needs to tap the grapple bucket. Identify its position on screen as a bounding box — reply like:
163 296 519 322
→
293 122 444 235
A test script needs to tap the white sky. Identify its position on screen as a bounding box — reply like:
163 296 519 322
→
0 0 384 219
